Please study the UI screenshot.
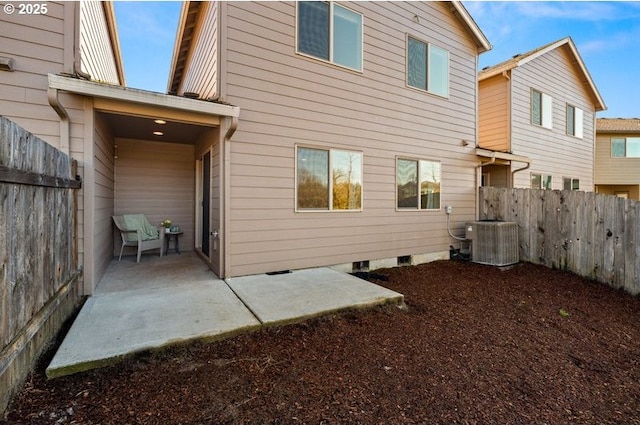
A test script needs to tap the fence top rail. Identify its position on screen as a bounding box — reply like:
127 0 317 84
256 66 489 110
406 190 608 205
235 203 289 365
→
0 165 81 189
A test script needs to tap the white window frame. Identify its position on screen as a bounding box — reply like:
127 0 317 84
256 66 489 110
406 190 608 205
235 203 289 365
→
563 177 580 191
295 145 363 212
295 1 363 72
531 173 552 190
611 137 640 158
396 157 442 211
566 104 584 138
406 35 450 98
532 89 553 129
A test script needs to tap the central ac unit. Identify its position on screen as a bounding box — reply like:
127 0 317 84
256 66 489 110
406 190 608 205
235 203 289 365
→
465 221 519 266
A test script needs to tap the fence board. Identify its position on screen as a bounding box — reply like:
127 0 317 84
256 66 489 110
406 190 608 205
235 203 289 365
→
624 199 637 294
478 187 639 295
0 117 82 414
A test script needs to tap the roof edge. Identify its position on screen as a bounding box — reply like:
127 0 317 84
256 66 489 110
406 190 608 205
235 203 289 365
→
167 1 193 94
479 37 606 111
103 1 126 86
450 2 492 54
49 73 239 118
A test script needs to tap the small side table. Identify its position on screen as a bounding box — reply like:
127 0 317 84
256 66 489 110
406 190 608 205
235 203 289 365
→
165 231 184 255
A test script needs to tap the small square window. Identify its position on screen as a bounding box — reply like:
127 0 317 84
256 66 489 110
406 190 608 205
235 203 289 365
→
563 177 580 191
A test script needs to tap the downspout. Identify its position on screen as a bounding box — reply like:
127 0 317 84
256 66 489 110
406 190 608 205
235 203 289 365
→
221 115 238 278
511 161 531 187
47 88 70 156
476 151 496 182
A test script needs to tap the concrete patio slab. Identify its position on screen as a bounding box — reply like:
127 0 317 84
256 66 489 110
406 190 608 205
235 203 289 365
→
226 267 404 325
46 255 261 379
46 254 404 379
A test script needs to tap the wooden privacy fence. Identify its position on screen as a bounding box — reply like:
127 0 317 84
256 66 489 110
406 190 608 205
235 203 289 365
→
0 117 82 414
479 186 640 295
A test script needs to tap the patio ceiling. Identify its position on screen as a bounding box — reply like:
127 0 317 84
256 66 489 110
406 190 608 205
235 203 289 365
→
101 112 210 144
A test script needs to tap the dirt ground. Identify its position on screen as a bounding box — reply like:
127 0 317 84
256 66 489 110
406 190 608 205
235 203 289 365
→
4 260 640 425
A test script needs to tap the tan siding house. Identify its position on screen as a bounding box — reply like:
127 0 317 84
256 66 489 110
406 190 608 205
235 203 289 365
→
595 118 640 200
478 37 606 191
1 1 239 294
169 1 491 277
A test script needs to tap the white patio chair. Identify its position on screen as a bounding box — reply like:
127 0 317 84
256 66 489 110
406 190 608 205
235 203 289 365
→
112 215 164 262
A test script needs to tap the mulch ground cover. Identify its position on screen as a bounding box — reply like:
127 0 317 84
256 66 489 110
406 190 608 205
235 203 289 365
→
4 260 640 424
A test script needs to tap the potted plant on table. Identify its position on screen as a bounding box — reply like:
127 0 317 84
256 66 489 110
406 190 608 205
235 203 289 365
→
161 219 172 233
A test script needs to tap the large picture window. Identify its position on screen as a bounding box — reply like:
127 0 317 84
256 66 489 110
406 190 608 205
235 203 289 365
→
407 36 449 97
532 89 553 129
296 147 363 211
611 137 640 158
297 2 362 71
397 158 441 210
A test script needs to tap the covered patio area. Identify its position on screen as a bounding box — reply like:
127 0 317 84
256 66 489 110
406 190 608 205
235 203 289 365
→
46 253 404 378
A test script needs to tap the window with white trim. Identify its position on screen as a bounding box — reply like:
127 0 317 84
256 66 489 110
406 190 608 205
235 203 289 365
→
532 89 553 129
296 146 363 211
566 104 583 138
611 137 640 158
407 36 449 97
396 158 441 210
563 177 580 191
531 173 552 190
296 2 363 71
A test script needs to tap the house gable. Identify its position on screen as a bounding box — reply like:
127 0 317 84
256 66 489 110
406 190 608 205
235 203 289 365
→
479 37 605 192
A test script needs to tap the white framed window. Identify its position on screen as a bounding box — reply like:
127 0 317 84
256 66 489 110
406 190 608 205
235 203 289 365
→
611 137 640 158
532 89 553 129
407 36 449 97
296 1 363 71
531 173 552 190
566 104 583 138
396 158 441 210
563 177 580 191
296 146 363 211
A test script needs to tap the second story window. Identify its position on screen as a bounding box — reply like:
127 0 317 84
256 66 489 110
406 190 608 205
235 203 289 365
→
407 36 449 97
612 137 640 158
532 89 553 129
566 104 584 138
297 2 363 71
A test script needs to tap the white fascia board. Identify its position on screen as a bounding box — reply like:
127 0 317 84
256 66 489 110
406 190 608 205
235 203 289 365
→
48 74 240 118
476 148 531 164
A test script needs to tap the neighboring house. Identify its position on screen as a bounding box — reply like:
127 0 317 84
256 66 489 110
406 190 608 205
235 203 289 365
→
1 1 239 294
595 118 640 200
168 1 491 278
477 37 606 191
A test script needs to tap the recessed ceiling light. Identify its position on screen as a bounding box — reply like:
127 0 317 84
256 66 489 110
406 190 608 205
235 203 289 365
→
153 131 164 136
154 119 166 125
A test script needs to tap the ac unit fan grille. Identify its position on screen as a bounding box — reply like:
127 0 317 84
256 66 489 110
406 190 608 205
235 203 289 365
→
465 221 519 266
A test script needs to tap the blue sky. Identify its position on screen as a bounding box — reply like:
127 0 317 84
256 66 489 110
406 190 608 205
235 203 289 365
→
114 1 640 118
